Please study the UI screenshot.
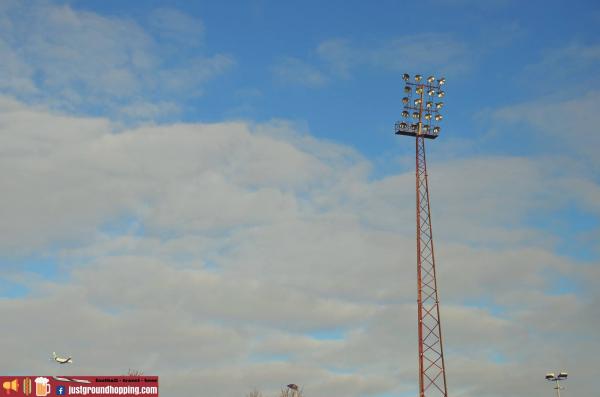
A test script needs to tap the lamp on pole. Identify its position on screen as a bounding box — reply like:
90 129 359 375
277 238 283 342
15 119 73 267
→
545 372 568 397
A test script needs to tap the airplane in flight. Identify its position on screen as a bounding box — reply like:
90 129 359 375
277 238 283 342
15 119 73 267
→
52 352 72 364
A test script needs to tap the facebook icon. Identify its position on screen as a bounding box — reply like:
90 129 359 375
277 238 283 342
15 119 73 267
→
56 385 66 395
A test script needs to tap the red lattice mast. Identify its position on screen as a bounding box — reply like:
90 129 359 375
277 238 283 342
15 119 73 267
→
395 73 448 397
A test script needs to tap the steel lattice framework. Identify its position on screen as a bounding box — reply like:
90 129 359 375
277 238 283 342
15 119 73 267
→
395 74 448 397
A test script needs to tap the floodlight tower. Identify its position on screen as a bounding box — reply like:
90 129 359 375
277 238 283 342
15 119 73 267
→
545 372 568 397
395 73 448 397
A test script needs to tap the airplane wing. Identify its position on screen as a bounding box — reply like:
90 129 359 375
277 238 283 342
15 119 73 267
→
52 377 90 384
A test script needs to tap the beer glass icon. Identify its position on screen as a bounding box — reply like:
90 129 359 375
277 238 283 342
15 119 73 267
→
34 377 50 397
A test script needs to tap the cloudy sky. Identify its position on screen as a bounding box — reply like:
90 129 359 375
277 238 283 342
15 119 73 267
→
1 1 599 396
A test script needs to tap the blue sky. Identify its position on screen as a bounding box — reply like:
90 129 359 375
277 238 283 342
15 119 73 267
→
67 0 599 155
0 1 599 397
6 1 598 155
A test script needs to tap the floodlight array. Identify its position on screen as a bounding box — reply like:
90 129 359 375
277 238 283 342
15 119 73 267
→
395 73 446 139
545 372 568 381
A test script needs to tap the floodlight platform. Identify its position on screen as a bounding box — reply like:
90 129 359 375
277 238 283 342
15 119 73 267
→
395 129 439 139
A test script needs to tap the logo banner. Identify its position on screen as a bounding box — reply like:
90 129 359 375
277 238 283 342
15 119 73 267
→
1 377 158 396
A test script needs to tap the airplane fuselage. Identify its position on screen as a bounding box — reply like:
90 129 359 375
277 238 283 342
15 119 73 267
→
52 353 72 364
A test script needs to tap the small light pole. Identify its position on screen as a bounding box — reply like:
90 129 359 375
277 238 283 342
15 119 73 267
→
545 372 568 397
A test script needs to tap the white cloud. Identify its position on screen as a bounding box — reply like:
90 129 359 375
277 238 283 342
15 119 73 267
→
316 34 471 80
272 33 470 87
494 90 600 170
0 38 37 94
118 101 182 120
148 8 204 46
523 43 600 91
157 54 235 96
0 3 233 119
370 34 470 75
0 98 598 397
272 57 328 87
316 39 354 78
0 99 338 253
0 4 597 396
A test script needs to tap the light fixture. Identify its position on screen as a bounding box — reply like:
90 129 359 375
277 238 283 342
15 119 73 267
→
545 371 568 397
396 70 447 141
